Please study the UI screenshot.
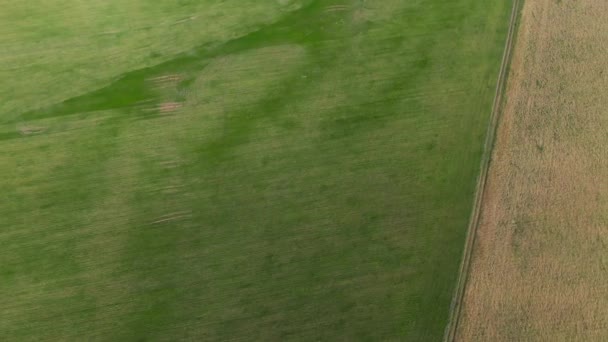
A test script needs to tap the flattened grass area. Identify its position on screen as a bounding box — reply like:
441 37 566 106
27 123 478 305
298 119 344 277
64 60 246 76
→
0 0 509 340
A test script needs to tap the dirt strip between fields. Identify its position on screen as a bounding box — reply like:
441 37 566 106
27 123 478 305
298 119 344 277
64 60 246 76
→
443 1 523 341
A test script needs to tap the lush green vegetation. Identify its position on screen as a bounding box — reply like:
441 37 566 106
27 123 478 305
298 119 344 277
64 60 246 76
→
1 0 510 340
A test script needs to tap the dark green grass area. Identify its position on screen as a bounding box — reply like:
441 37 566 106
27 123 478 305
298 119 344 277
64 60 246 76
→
1 0 510 340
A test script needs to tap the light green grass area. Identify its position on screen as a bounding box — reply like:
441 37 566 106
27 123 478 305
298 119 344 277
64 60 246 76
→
0 0 510 340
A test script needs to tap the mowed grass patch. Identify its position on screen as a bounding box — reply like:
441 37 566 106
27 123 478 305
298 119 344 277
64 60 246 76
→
458 0 608 340
1 0 510 340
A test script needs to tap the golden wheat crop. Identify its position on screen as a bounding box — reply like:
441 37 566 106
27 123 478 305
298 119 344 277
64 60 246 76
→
457 0 608 340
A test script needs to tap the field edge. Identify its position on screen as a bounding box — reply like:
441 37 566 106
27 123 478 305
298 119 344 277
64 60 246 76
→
443 0 525 340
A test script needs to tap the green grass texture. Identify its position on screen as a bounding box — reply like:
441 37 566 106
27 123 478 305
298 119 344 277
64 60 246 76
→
0 0 510 340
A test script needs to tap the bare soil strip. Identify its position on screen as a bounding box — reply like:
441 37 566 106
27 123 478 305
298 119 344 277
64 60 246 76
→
444 0 523 340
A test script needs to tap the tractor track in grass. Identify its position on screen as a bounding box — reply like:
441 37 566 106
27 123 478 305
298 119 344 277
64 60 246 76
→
443 0 523 340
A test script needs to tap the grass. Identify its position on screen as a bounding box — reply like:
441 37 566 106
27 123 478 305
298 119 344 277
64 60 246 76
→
458 0 608 340
1 0 510 340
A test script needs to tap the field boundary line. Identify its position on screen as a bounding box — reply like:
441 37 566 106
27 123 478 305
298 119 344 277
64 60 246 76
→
443 0 523 341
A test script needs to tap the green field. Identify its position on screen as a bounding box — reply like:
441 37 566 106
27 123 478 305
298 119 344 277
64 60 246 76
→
1 0 510 340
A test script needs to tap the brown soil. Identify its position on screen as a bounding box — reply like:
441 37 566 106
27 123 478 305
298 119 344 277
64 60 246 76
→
158 102 182 113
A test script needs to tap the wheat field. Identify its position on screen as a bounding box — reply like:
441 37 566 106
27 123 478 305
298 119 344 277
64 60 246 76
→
457 0 608 340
